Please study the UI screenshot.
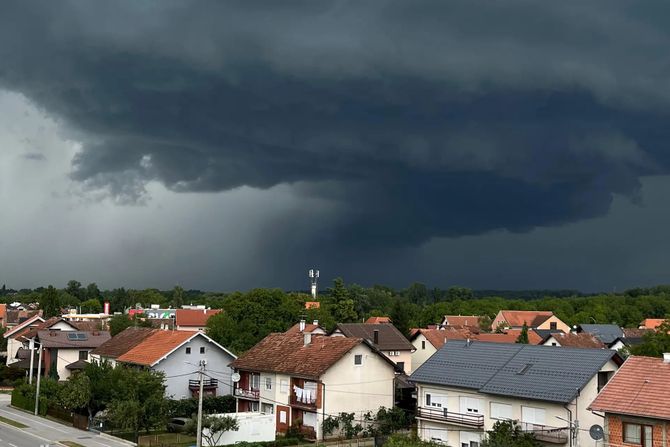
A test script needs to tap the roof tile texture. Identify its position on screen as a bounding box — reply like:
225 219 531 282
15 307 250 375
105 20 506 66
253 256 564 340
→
590 356 670 420
501 310 553 327
231 333 362 379
91 327 157 358
116 330 195 366
336 323 414 351
550 332 605 348
38 330 111 348
443 315 482 327
176 309 221 327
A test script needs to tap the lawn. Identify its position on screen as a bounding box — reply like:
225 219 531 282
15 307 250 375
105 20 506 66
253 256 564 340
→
138 432 196 446
0 415 29 428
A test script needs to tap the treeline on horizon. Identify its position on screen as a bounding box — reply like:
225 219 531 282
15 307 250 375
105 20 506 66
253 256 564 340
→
1 280 670 354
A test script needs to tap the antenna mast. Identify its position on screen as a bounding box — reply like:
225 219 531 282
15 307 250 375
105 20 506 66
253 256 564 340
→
308 269 319 299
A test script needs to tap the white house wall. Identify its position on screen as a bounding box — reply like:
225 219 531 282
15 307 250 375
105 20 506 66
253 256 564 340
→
411 333 438 371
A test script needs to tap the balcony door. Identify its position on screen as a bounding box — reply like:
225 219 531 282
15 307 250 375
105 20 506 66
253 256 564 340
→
459 397 483 415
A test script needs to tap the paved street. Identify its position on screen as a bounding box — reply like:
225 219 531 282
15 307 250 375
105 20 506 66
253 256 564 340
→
0 395 132 447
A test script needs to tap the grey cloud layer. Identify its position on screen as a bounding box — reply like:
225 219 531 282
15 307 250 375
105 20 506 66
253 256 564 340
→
2 0 670 248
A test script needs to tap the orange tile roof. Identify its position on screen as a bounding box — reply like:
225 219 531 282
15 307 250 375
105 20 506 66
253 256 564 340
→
116 330 196 366
231 333 382 378
285 322 324 334
365 316 391 324
500 310 554 327
590 356 670 420
443 315 482 327
0 304 6 326
476 329 543 345
175 309 221 327
305 301 320 309
412 327 473 349
639 318 667 330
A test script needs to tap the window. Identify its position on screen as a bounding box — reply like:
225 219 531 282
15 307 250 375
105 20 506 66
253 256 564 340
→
280 380 289 393
261 403 274 414
79 350 88 360
551 342 557 346
550 322 557 330
250 401 259 412
490 402 512 420
460 432 481 447
397 361 405 372
302 411 318 428
521 406 546 426
598 371 612 392
426 392 447 408
251 374 260 390
624 422 653 446
185 347 191 354
200 347 205 354
422 340 426 350
265 377 272 390
460 397 482 415
388 351 399 356
354 354 363 365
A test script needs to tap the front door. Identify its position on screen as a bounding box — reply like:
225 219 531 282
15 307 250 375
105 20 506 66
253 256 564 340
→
276 405 290 434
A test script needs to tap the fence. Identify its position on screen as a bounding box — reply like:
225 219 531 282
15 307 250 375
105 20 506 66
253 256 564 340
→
136 435 377 447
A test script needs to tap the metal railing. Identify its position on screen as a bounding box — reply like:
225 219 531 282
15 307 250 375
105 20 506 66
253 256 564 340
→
234 387 260 399
416 407 484 427
188 378 218 388
521 422 569 444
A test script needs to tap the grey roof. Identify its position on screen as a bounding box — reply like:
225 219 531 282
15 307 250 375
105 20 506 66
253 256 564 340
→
334 323 414 351
577 324 623 344
409 340 620 404
533 329 565 342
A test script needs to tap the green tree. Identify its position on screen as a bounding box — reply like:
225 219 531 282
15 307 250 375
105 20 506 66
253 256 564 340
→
333 299 358 323
481 420 542 447
80 299 102 314
630 320 670 357
405 283 429 305
172 285 184 308
86 283 101 301
108 314 153 336
329 278 350 303
516 323 529 344
66 280 84 300
40 285 61 318
185 414 239 446
58 373 91 414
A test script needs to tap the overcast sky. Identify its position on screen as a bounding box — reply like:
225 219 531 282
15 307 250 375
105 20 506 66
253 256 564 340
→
1 1 670 292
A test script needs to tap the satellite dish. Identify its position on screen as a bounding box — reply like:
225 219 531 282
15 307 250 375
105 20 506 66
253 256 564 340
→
589 424 604 441
231 373 241 383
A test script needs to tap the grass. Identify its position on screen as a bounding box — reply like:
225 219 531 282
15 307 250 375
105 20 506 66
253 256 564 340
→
60 442 86 447
137 432 196 446
0 415 29 428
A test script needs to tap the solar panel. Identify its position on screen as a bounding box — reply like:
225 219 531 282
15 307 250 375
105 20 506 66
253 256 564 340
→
67 332 88 341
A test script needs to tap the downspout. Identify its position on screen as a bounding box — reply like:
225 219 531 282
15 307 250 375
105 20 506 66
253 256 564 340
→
322 382 326 443
563 403 573 447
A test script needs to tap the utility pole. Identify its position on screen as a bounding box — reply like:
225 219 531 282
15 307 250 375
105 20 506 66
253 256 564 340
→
28 338 35 385
196 359 206 447
34 342 43 416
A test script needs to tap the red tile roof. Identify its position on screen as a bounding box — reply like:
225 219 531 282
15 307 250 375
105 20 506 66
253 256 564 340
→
639 318 667 330
285 323 324 334
4 314 45 339
499 310 554 327
549 332 605 349
411 327 474 349
116 330 196 366
590 356 670 420
231 333 375 379
443 315 482 327
0 304 6 326
91 327 157 359
175 309 221 327
476 329 543 345
366 316 391 324
304 301 320 309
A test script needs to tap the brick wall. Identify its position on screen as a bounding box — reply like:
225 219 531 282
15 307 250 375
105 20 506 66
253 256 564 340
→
606 414 670 447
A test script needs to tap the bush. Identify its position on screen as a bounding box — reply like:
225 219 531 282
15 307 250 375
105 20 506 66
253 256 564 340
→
166 395 236 418
11 383 47 415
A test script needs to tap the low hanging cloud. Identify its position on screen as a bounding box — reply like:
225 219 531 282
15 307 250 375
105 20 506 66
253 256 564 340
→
2 1 670 250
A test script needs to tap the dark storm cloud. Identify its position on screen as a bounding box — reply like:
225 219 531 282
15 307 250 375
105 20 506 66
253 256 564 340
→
2 0 670 248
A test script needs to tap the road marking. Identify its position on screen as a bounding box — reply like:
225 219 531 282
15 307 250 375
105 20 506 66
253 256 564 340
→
8 443 17 447
0 408 68 433
91 441 111 447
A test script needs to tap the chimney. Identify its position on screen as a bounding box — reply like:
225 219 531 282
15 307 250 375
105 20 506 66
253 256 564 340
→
304 332 312 346
299 319 306 332
373 329 379 345
664 353 670 364
313 319 319 326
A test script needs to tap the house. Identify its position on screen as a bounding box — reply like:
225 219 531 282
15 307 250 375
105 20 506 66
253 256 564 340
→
304 302 320 310
440 315 483 328
639 318 668 330
410 340 622 447
589 355 670 446
0 303 6 328
5 309 43 329
410 327 473 370
575 324 623 345
230 332 398 441
332 323 415 373
285 320 327 335
475 329 544 345
366 316 391 324
541 332 605 349
608 328 651 352
4 314 45 365
492 310 570 332
92 328 236 399
175 309 222 331
37 330 111 380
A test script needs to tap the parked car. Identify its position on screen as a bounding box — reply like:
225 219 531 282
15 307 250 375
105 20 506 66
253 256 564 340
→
167 417 190 433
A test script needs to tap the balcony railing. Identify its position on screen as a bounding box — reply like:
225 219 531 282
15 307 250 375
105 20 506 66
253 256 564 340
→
188 378 218 389
521 422 569 444
234 387 260 399
290 393 317 409
416 407 484 427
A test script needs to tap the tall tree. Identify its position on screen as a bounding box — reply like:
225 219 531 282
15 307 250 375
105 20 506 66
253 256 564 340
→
172 285 184 308
40 285 61 318
66 280 83 300
516 323 529 344
86 283 101 301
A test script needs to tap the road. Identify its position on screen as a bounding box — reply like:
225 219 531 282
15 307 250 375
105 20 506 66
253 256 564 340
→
0 394 133 447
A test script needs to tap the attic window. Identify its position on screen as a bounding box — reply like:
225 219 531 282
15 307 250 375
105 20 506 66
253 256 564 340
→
517 364 532 375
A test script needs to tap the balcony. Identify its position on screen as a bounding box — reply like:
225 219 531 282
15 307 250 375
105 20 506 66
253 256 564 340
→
416 407 484 428
188 378 218 389
290 393 317 409
521 423 569 444
234 387 260 400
